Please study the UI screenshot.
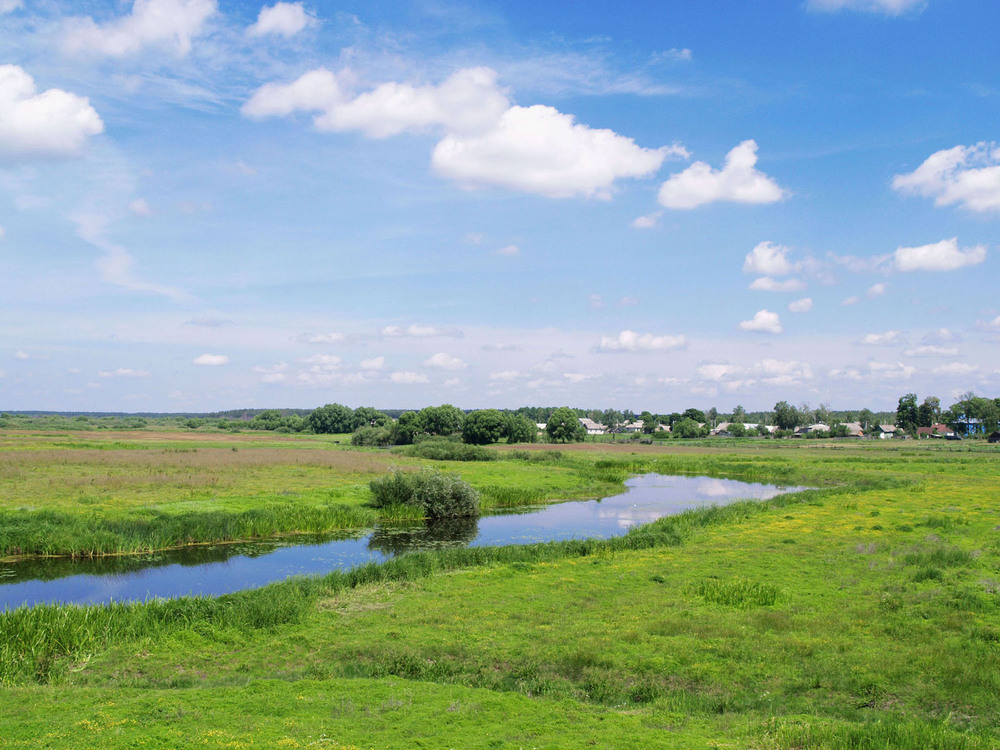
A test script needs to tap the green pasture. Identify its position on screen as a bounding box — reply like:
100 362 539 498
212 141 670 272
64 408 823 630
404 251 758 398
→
0 435 998 747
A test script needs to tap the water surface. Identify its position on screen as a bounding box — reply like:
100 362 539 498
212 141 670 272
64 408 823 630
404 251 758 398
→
0 474 803 609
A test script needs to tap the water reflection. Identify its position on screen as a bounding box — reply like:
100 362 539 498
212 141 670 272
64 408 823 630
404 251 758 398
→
367 516 479 556
0 474 804 609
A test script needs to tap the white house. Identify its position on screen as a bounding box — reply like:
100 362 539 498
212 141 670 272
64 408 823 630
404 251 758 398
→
578 418 606 435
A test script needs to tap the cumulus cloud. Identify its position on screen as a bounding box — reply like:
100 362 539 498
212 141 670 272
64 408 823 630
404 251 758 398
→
788 297 813 313
193 353 228 366
892 142 1000 212
380 324 462 338
697 363 742 382
739 309 783 334
252 362 288 383
658 140 786 209
0 65 103 161
904 345 959 357
932 362 979 376
807 0 925 14
618 296 640 307
631 211 661 228
0 226 5 240
489 370 520 381
842 296 860 306
425 352 467 370
390 371 428 384
98 368 149 377
749 277 806 292
868 361 916 380
245 67 508 138
300 354 341 367
496 244 519 256
867 282 888 298
743 241 796 276
300 332 345 344
63 0 217 57
433 104 679 198
596 330 686 352
893 238 987 272
246 66 682 198
860 330 902 346
696 359 812 388
247 2 314 37
360 356 385 370
1 1 24 14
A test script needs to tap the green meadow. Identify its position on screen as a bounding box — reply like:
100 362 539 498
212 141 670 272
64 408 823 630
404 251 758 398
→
1 432 998 748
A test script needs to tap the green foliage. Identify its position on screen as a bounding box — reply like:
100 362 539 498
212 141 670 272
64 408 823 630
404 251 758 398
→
503 413 538 444
351 426 392 447
352 407 390 430
682 407 706 424
672 417 703 438
416 404 464 436
728 421 747 437
462 409 507 445
773 401 801 430
545 407 586 443
306 403 354 434
397 438 497 462
897 393 919 432
368 468 479 518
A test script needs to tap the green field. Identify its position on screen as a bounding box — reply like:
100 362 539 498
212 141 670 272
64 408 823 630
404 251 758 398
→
1 432 998 748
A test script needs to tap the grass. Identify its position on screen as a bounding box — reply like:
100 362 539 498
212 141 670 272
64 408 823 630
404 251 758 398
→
1 434 999 746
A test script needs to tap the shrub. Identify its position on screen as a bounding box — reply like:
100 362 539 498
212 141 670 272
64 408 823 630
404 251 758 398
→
352 426 392 447
369 468 480 518
397 438 497 462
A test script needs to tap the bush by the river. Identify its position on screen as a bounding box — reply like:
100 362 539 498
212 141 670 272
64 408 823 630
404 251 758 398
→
368 468 480 518
396 437 498 462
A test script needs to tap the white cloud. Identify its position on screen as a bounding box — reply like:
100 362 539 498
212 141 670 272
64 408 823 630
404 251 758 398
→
866 282 888 298
981 315 1000 331
98 368 149 378
247 2 314 37
390 371 428 384
360 356 385 371
631 211 662 229
892 142 1000 212
788 298 813 313
904 345 959 357
64 0 217 57
425 352 467 370
1 1 24 14
252 362 288 384
842 296 860 306
0 65 103 161
129 198 153 217
868 361 916 380
743 241 796 276
739 309 783 334
860 330 902 346
299 354 341 367
245 67 509 139
380 324 461 338
300 332 345 344
658 140 787 209
588 294 605 310
618 296 640 307
653 48 693 63
932 362 979 376
489 370 521 381
749 276 806 292
0 226 5 240
14 350 30 360
807 0 925 14
496 244 519 256
697 363 742 382
893 238 987 272
597 330 686 352
755 359 813 386
433 104 679 198
193 353 228 366
73 213 187 301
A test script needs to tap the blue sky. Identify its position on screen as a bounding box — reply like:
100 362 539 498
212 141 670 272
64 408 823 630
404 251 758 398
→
2 0 998 413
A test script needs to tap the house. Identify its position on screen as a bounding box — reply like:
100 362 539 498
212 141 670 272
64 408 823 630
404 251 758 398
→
916 423 955 439
875 424 898 439
578 418 606 435
793 423 830 437
843 422 865 438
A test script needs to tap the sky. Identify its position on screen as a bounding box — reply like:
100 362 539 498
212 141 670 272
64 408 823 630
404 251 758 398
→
1 0 999 414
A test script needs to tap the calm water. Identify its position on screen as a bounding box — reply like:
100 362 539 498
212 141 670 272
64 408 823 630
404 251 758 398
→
0 474 803 609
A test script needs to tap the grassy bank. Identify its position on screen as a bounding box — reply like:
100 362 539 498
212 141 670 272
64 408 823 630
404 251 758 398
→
0 440 998 747
0 431 621 558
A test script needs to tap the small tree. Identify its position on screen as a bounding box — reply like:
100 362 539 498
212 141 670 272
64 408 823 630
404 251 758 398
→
729 421 747 438
773 401 801 431
307 403 354 434
546 407 586 443
896 393 918 432
417 404 464 436
673 417 702 439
